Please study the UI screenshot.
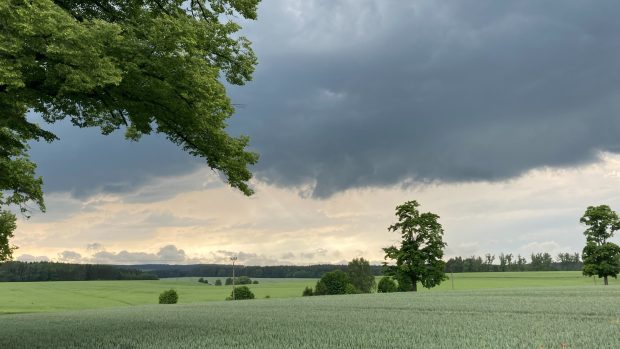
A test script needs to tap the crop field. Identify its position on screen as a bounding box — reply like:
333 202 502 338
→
0 271 604 314
1 286 619 348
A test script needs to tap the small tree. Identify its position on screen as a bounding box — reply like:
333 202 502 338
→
215 279 222 286
302 286 314 296
581 205 620 285
228 286 254 300
377 276 397 293
347 257 376 293
314 270 356 295
383 200 447 292
198 277 204 283
225 277 233 286
159 289 178 304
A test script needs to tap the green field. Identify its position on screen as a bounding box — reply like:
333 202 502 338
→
1 286 619 348
0 271 605 314
0 277 316 314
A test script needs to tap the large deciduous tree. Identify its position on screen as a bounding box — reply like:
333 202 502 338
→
580 205 620 285
0 0 261 260
383 200 447 292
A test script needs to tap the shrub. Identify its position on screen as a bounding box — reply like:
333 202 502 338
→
344 283 358 294
225 277 233 285
228 286 255 300
198 277 204 283
252 280 259 284
159 289 178 304
302 286 314 296
215 279 222 286
314 270 355 295
237 276 252 284
377 277 397 293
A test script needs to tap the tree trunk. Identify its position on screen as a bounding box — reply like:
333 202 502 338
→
604 276 608 286
412 276 418 292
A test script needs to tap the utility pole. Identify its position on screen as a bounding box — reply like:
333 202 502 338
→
230 256 237 300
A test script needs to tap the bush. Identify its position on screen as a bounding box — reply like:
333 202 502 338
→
224 277 233 285
159 289 178 304
252 280 259 284
237 276 252 285
215 279 222 286
377 276 397 293
344 283 358 294
314 270 355 295
302 286 314 296
227 286 255 300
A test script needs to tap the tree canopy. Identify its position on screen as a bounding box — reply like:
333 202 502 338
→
580 205 620 285
0 0 261 260
383 200 447 292
346 257 375 293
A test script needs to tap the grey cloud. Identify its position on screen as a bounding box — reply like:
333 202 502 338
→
209 250 287 266
16 254 50 262
227 0 620 197
280 252 295 260
24 1 620 199
57 250 82 262
27 115 200 199
86 243 104 251
90 245 187 264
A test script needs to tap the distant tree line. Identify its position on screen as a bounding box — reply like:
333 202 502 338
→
0 261 158 281
445 252 582 273
127 264 384 278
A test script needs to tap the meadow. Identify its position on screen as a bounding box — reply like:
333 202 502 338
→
1 286 619 348
0 271 603 314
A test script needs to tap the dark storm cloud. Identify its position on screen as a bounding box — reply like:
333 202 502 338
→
27 1 620 198
227 0 620 197
27 114 200 198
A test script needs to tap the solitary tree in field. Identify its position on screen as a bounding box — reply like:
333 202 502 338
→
0 0 261 259
580 205 620 285
383 200 447 292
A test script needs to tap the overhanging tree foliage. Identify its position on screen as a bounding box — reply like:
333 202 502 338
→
0 0 261 260
580 205 620 285
383 200 447 292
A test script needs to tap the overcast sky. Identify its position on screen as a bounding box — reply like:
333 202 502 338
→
14 0 620 265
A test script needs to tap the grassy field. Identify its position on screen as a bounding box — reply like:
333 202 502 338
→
0 277 316 314
0 271 605 314
1 286 619 348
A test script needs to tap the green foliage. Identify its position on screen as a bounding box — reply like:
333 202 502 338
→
314 270 356 295
158 289 178 304
0 212 17 262
580 205 620 285
377 276 397 293
228 286 254 300
302 286 314 296
0 0 261 258
252 280 259 284
236 276 252 285
383 200 447 291
347 257 375 293
214 279 222 286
